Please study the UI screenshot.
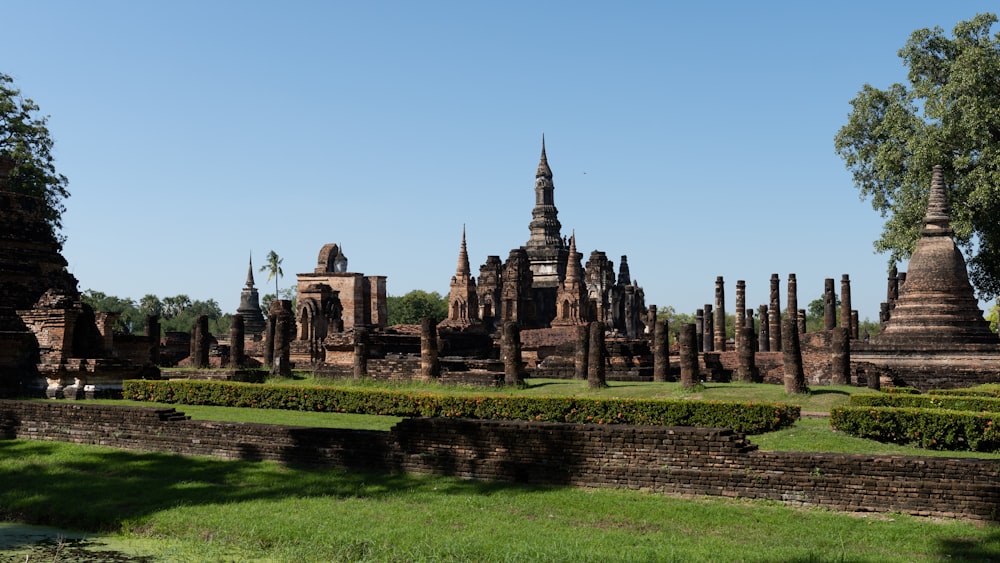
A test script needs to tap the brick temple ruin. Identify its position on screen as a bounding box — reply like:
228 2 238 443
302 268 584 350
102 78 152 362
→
254 139 658 382
0 158 158 398
688 166 1000 390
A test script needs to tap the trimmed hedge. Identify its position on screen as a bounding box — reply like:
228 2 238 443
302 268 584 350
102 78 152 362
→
849 393 1000 413
830 406 1000 452
123 379 799 434
932 385 1000 398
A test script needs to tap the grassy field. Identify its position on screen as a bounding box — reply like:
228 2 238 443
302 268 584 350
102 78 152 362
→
2 438 999 562
7 378 1000 560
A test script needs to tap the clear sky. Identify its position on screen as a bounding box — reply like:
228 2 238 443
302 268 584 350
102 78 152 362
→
5 1 994 322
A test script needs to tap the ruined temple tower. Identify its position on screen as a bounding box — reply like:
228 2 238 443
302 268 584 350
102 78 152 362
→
553 232 587 326
442 226 479 326
524 136 569 324
236 255 267 337
874 166 997 346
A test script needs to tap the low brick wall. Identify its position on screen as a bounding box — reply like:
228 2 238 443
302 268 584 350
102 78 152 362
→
2 400 998 521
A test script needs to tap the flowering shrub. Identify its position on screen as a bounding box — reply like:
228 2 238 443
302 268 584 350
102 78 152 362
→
123 379 799 434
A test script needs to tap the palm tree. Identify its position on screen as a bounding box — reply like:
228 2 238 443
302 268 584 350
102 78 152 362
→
260 250 283 298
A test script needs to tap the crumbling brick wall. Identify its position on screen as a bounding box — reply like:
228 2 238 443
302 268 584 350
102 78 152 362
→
2 400 997 521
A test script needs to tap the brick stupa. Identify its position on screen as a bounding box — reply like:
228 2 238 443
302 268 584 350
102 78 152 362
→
854 165 1000 390
874 165 997 346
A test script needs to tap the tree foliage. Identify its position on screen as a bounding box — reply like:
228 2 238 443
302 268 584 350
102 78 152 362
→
835 13 1000 299
260 250 283 298
387 290 448 325
81 290 232 336
0 73 69 240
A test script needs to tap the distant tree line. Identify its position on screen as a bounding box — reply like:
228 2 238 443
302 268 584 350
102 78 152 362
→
387 290 447 325
81 290 232 336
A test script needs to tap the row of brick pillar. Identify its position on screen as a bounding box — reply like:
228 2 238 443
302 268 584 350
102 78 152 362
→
697 274 861 355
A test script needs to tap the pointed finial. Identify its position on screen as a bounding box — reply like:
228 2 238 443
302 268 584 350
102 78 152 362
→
456 225 471 276
246 252 256 287
537 134 551 179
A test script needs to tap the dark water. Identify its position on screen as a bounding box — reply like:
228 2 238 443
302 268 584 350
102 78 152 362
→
0 523 156 562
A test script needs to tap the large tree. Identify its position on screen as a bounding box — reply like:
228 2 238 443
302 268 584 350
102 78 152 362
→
0 73 69 241
835 13 1000 300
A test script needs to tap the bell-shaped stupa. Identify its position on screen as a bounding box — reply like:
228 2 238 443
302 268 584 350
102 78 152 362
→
875 165 997 346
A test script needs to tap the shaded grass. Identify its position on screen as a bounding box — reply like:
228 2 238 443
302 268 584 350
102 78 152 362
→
1 439 998 562
268 375 859 410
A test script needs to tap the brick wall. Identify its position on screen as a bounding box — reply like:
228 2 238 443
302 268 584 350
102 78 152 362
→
2 400 998 521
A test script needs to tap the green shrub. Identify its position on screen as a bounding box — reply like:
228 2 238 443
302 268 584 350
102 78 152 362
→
123 380 799 434
883 387 921 394
830 406 1000 451
850 393 1000 413
931 384 1000 398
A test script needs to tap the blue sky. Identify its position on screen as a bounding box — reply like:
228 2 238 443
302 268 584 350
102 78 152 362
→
5 1 993 322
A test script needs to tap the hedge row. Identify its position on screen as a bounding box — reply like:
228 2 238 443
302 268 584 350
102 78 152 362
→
849 393 1000 413
932 385 1000 398
122 379 799 434
830 406 1000 452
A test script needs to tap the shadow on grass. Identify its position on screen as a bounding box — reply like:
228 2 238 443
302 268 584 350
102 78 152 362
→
937 529 1000 561
0 439 546 550
809 388 851 397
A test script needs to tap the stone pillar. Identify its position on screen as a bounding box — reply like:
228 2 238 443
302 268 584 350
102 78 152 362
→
230 314 245 369
653 319 669 382
769 274 781 352
420 317 440 380
781 316 806 394
786 274 798 327
745 309 756 353
714 276 726 352
264 309 276 368
850 310 859 340
840 275 852 334
736 326 757 383
824 278 837 330
679 323 698 390
574 324 589 380
587 321 606 389
145 314 160 366
797 309 807 335
272 310 292 377
898 272 907 291
695 308 704 353
879 302 891 329
831 326 850 385
195 314 210 369
647 305 657 335
758 305 770 352
503 321 525 386
734 280 746 351
353 327 368 379
703 304 714 352
867 368 881 391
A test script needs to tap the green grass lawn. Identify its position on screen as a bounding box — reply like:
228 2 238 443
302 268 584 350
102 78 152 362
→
1 439 998 562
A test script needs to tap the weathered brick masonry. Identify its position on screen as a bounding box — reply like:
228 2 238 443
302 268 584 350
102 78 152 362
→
2 400 998 521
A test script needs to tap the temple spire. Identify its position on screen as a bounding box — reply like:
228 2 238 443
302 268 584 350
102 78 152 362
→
527 134 562 248
456 225 471 276
565 231 579 283
923 165 953 236
245 253 256 288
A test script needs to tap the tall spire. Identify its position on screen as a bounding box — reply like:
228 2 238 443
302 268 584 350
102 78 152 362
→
245 253 256 288
456 225 471 276
565 231 579 283
527 134 562 248
923 165 953 236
